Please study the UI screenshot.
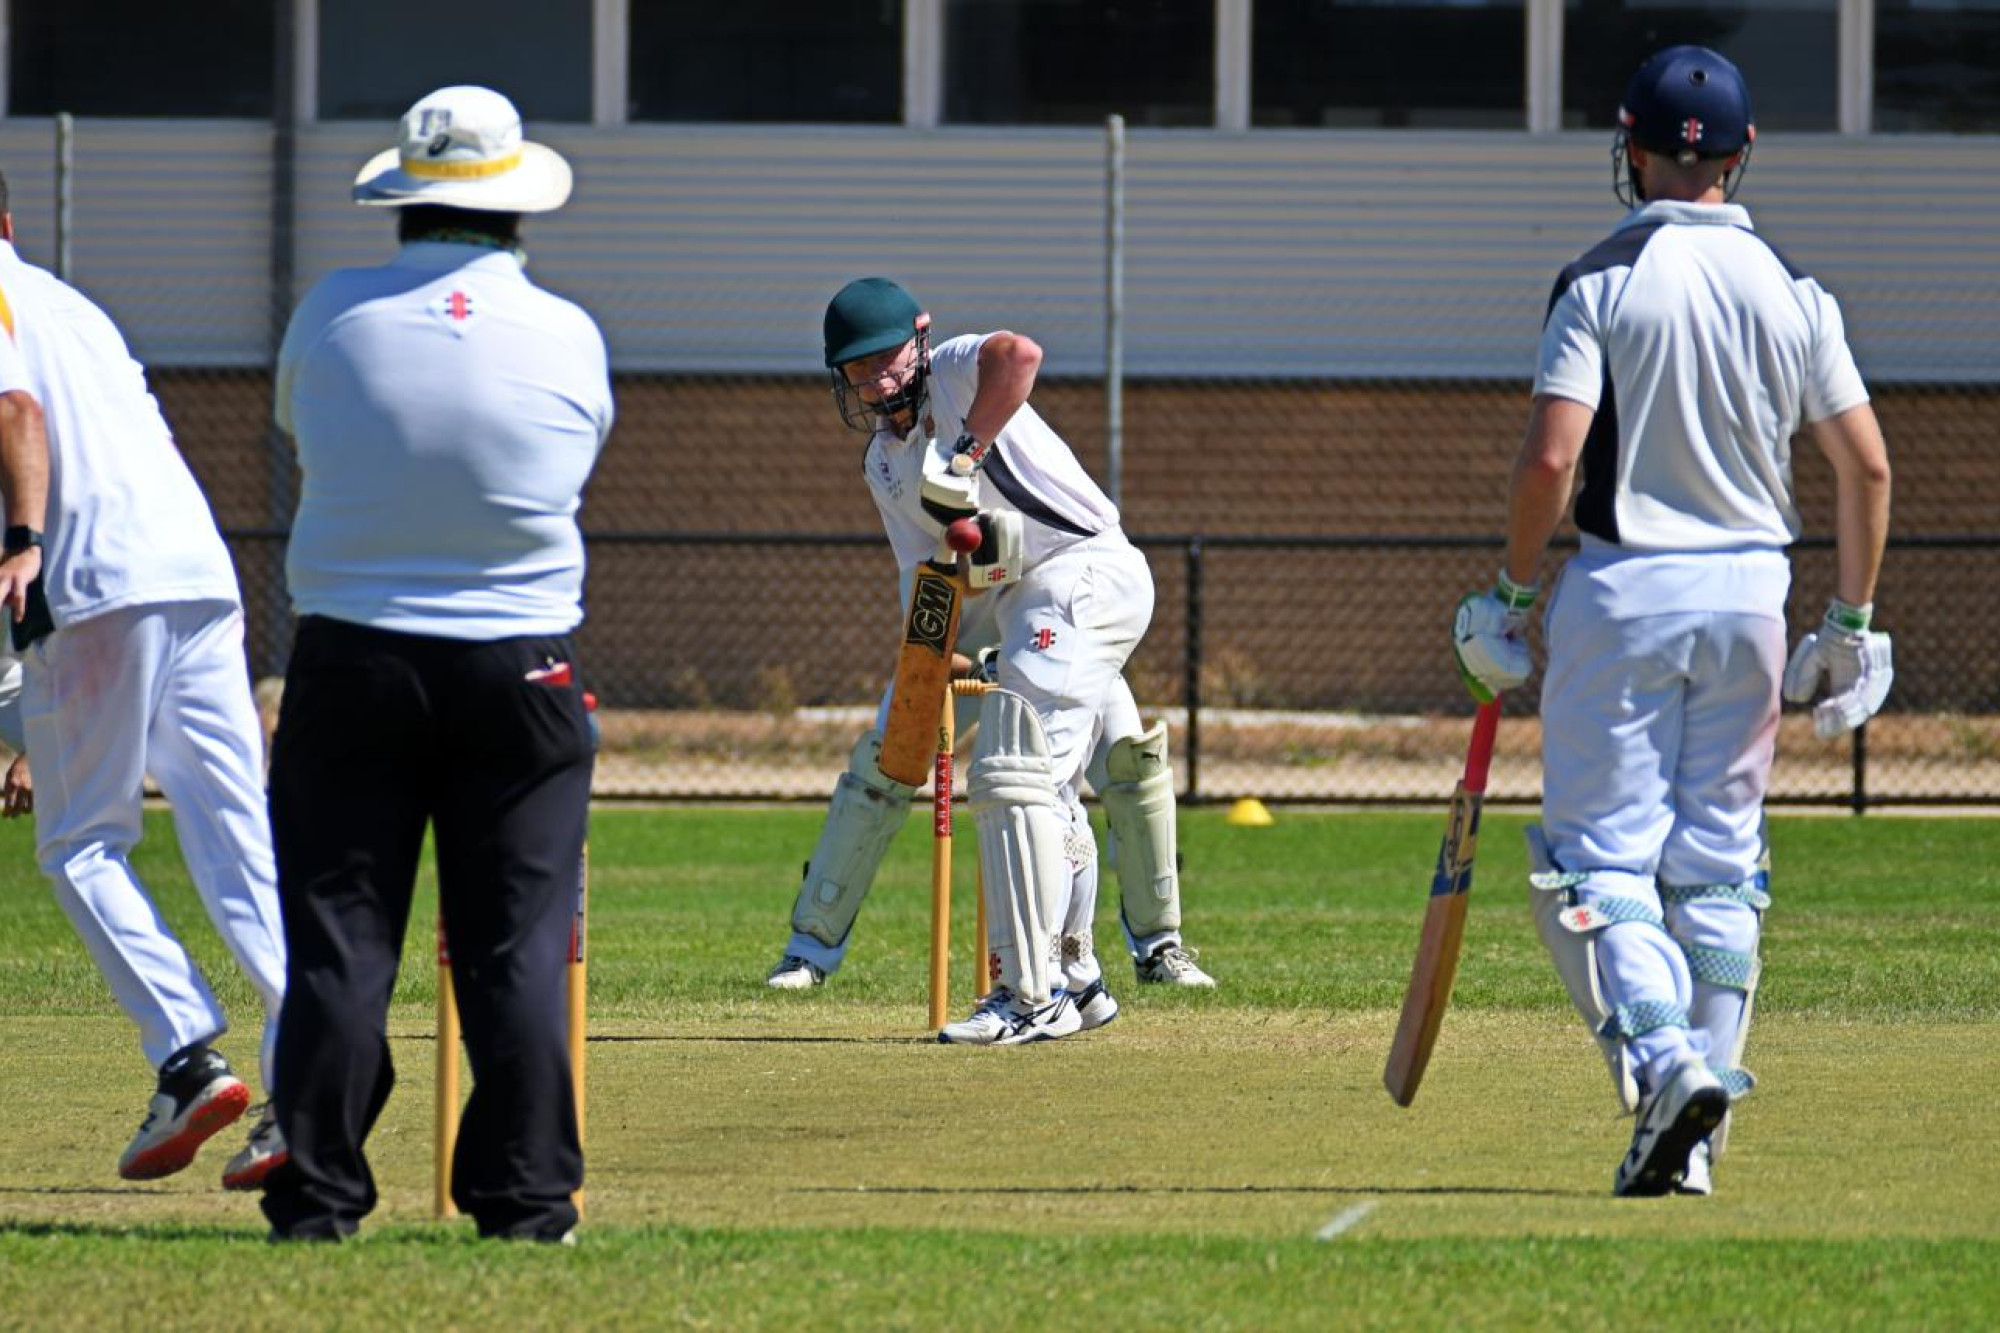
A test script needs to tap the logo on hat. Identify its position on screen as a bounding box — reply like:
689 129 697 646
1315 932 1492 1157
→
353 86 573 215
1681 117 1704 145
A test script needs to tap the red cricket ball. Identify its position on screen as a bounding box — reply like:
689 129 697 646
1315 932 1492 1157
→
945 517 983 553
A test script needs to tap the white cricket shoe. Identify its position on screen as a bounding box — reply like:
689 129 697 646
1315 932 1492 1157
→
937 988 1083 1046
1674 1139 1713 1197
766 955 826 990
1135 943 1216 988
118 1045 251 1181
1614 1059 1728 1197
1073 978 1120 1031
222 1103 289 1192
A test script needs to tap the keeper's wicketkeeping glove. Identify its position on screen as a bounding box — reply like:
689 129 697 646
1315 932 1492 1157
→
1451 572 1536 704
1782 599 1894 739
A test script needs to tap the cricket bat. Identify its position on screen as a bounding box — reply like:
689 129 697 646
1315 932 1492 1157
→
1383 698 1502 1107
878 559 962 786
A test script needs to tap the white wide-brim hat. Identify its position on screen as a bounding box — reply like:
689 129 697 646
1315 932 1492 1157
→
353 85 572 214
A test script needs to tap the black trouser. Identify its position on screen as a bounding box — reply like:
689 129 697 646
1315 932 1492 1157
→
261 616 592 1240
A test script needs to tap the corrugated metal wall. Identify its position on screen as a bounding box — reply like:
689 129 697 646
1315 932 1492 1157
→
1 119 1995 380
0 120 273 366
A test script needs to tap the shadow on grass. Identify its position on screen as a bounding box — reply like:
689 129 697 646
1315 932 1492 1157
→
799 1183 1583 1199
0 1185 172 1197
0 1218 472 1244
591 1034 928 1045
394 1032 920 1046
0 1219 262 1242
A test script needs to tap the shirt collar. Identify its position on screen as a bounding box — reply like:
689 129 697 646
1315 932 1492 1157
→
1620 199 1753 231
391 241 528 274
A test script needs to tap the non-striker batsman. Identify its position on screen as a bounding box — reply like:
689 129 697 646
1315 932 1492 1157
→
1452 46 1892 1196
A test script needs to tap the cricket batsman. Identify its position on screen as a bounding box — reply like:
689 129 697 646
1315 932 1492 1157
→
804 276 1172 1044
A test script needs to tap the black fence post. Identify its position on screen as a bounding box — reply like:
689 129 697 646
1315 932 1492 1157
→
262 0 300 681
1184 537 1203 802
1851 722 1868 815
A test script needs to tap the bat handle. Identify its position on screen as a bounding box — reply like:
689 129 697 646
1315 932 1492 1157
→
1462 698 1502 793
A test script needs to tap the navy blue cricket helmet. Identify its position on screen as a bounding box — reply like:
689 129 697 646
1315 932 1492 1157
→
1613 45 1755 205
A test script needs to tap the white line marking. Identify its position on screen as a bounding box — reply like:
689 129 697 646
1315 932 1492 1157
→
1314 1199 1378 1241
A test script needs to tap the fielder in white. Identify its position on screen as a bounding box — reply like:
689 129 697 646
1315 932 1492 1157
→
805 276 1183 1044
1452 46 1892 1197
765 579 1214 996
0 174 288 1187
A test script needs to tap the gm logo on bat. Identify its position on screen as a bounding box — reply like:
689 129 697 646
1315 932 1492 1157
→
905 574 955 652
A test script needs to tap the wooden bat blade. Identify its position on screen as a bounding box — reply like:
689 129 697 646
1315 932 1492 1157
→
1383 699 1501 1106
879 562 961 786
1383 784 1481 1106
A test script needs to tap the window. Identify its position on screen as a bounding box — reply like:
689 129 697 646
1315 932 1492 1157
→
9 0 273 116
945 0 1213 127
629 0 900 122
318 0 593 123
1876 0 2000 132
1252 0 1528 129
1562 0 1838 132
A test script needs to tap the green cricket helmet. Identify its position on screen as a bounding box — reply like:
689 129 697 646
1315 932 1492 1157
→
824 277 929 433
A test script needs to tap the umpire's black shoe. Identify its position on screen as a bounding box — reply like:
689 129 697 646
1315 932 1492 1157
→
118 1042 251 1181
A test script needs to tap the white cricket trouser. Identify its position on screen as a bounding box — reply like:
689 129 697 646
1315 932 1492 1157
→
997 534 1155 789
22 599 286 1088
1540 547 1786 1090
981 534 1152 999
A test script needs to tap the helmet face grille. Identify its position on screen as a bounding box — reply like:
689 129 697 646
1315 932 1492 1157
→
829 324 930 435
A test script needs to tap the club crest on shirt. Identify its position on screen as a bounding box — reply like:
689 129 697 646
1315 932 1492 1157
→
868 445 903 502
433 288 479 333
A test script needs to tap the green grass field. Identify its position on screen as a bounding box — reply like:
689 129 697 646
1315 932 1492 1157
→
1 807 1996 1329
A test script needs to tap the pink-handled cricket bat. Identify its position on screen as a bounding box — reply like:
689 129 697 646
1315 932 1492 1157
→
1384 698 1502 1106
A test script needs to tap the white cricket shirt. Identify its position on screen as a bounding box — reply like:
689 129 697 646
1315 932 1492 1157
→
277 243 613 639
0 241 241 628
863 332 1121 576
1537 200 1870 555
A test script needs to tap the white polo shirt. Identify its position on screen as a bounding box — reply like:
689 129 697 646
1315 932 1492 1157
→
1537 200 1870 554
0 241 241 629
277 243 613 639
864 332 1121 576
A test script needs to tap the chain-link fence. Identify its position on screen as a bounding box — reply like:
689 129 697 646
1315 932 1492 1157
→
189 373 1997 809
8 118 1995 808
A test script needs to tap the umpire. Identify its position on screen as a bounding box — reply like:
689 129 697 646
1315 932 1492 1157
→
262 86 613 1242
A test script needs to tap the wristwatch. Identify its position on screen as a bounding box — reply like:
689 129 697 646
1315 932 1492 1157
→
2 526 41 554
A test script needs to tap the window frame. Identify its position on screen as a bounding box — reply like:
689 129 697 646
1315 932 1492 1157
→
0 0 1953 134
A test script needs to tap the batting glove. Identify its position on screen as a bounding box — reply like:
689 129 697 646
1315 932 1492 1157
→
1451 572 1537 704
963 509 1025 589
1783 599 1894 739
